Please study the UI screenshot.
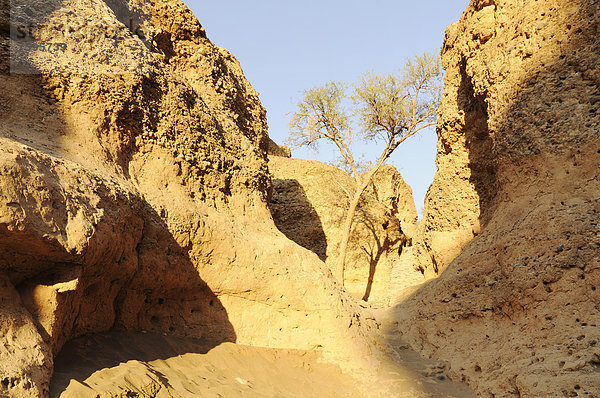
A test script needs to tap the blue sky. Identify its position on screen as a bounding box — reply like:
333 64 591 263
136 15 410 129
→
184 1 469 216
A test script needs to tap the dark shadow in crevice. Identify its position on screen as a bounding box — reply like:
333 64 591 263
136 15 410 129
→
268 178 328 262
457 59 497 227
424 56 498 272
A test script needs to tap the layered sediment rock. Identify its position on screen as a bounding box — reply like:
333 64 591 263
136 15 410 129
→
398 0 600 396
268 157 419 307
0 1 378 396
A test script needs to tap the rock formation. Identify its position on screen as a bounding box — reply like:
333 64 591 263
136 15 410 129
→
268 156 419 307
0 0 379 396
397 0 600 396
266 137 292 158
3 0 597 396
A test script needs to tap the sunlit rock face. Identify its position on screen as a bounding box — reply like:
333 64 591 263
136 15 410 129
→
268 157 419 307
399 0 600 396
0 0 378 396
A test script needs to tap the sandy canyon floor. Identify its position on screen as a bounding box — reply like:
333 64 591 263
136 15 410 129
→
50 312 476 398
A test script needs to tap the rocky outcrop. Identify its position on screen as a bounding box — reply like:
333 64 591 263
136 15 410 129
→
269 157 419 307
0 1 379 396
266 137 292 158
397 0 600 396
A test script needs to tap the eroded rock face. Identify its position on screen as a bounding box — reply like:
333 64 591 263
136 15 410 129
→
266 137 292 158
0 1 378 396
269 157 419 307
399 0 600 396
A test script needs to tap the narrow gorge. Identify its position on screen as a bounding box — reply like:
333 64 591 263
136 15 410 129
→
0 0 598 397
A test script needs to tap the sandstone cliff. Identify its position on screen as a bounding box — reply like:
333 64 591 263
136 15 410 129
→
396 0 600 396
4 0 597 396
268 156 419 307
266 137 292 158
0 1 380 396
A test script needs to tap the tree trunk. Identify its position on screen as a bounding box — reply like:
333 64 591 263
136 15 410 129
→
336 180 369 286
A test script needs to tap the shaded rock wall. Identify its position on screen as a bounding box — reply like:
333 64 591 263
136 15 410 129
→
0 1 378 396
398 0 600 396
269 157 419 307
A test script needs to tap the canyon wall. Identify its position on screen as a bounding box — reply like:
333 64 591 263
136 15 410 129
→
398 0 600 396
0 1 378 396
268 156 419 307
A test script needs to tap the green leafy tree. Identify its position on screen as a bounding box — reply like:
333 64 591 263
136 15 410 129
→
288 53 443 286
